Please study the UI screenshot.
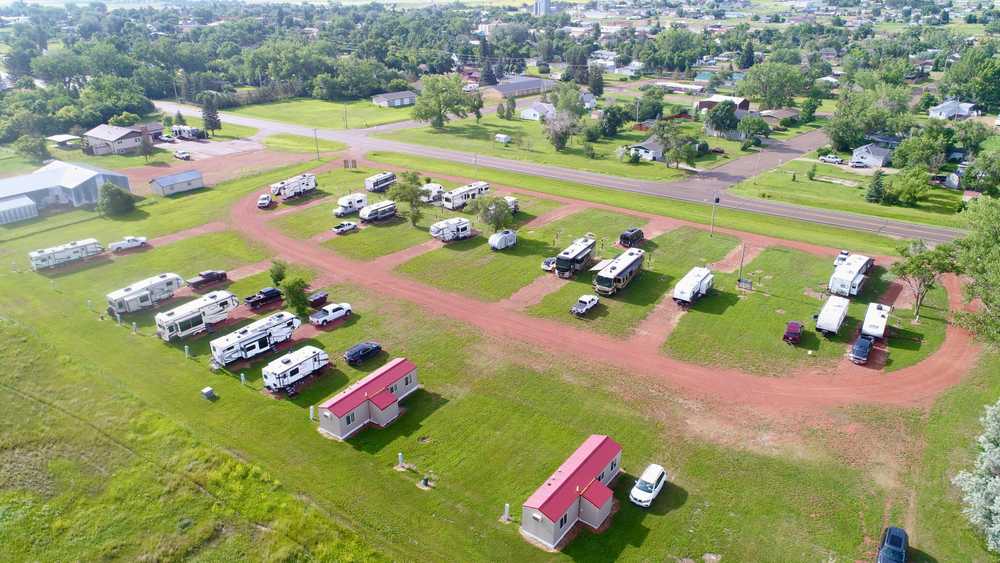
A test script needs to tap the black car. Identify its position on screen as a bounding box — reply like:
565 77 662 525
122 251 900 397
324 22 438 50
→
850 335 875 365
186 270 228 289
344 341 382 365
619 228 645 248
244 287 283 309
307 291 328 308
877 527 908 563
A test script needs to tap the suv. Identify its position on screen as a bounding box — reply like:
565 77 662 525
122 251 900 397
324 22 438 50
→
619 228 645 248
850 335 875 365
629 464 667 508
344 341 382 365
186 270 227 289
783 321 803 345
877 527 908 563
244 287 283 310
257 194 272 209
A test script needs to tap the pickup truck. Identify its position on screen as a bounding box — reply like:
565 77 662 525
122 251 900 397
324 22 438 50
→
570 295 600 317
245 287 283 309
108 236 147 252
186 270 228 289
309 302 353 326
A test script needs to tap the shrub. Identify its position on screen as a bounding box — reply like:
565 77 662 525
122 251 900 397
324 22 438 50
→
696 141 710 155
583 123 602 142
807 164 817 181
96 182 135 216
816 146 834 157
779 116 798 128
583 142 597 159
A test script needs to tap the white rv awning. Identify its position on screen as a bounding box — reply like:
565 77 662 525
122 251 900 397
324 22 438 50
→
590 259 614 272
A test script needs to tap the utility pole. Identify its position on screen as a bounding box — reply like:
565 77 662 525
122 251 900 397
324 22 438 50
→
313 128 320 160
737 243 746 281
635 97 639 122
710 192 719 237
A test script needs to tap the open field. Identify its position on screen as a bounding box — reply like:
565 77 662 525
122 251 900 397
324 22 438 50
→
184 116 259 141
768 117 829 140
263 133 347 153
730 159 965 228
230 98 412 130
0 145 37 177
48 144 175 169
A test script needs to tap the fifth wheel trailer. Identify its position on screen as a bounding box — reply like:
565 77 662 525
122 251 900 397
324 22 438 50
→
155 290 240 341
828 253 874 297
209 311 301 367
365 172 396 192
334 193 368 216
815 295 850 337
593 248 645 296
28 238 104 270
673 267 713 305
262 345 331 393
269 173 317 199
555 237 597 278
442 181 490 210
106 273 184 314
429 217 473 242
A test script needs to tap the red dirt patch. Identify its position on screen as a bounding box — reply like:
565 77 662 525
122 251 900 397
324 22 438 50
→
502 272 569 310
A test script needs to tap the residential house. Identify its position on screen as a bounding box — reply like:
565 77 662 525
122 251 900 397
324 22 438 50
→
928 99 978 120
129 122 164 142
317 358 419 440
520 102 556 121
493 76 555 98
580 92 597 110
0 161 130 224
851 143 893 167
818 47 839 61
656 81 705 95
520 435 622 549
694 94 750 113
625 136 664 161
150 170 205 197
83 124 144 155
759 108 801 127
817 75 840 87
371 91 418 108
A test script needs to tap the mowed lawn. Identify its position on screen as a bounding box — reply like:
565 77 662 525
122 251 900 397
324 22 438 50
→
730 159 966 228
528 227 739 337
184 115 259 141
230 98 411 130
0 145 39 177
263 133 347 153
48 144 175 169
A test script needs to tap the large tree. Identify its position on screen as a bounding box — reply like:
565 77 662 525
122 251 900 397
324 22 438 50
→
201 98 222 136
737 116 771 139
705 100 739 132
12 135 50 163
96 182 135 217
953 197 1000 342
467 196 514 233
412 75 469 129
962 150 1000 197
954 398 1000 553
890 240 955 321
588 65 604 97
388 171 426 226
954 120 993 156
543 111 578 151
738 62 803 109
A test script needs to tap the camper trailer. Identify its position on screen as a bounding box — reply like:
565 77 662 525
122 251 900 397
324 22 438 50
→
504 196 520 214
209 311 301 367
555 237 597 278
441 181 490 210
420 183 445 203
861 302 892 339
365 172 396 193
334 193 368 216
429 217 473 242
673 267 714 305
155 290 239 341
593 248 645 296
815 295 850 337
269 173 317 199
106 273 183 314
28 239 104 270
170 124 203 139
488 229 517 251
261 346 331 394
829 253 874 297
359 200 397 223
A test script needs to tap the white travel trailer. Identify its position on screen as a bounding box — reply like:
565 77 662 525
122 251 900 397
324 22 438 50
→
334 193 368 216
155 290 240 341
555 237 597 278
269 173 317 199
829 253 874 297
209 311 301 366
593 248 645 296
359 200 397 222
429 217 473 242
420 183 445 203
442 181 490 210
106 273 183 314
503 195 519 214
28 238 104 270
488 229 517 250
673 267 714 305
365 172 396 192
815 295 850 337
171 124 203 139
262 345 331 393
861 302 892 339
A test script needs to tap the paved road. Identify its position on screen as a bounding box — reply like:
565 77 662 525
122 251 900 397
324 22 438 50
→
155 100 962 244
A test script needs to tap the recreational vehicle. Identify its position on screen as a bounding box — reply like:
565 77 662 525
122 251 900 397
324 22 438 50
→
209 311 301 366
365 172 396 192
155 290 239 341
555 237 597 278
673 267 714 305
359 200 397 222
488 229 517 250
262 346 331 394
441 181 490 210
106 273 183 314
429 217 473 242
269 173 317 199
593 248 645 296
861 302 892 339
815 295 850 337
420 183 445 203
829 253 874 297
504 196 520 214
334 193 368 216
170 124 203 139
28 239 104 270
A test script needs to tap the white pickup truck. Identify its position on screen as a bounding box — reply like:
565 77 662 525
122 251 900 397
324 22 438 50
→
108 236 147 252
308 302 353 326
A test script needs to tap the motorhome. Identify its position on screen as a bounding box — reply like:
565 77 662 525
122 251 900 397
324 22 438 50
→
359 200 397 222
861 302 892 339
28 239 103 270
555 237 597 278
209 311 301 366
429 217 473 242
420 183 445 203
488 229 517 250
829 253 874 297
269 173 317 199
261 346 331 394
592 248 645 296
815 295 850 337
334 193 368 216
442 181 490 210
106 273 183 314
365 172 396 192
673 267 714 305
155 290 240 341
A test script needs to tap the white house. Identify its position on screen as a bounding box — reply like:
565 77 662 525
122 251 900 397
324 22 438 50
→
626 136 664 161
520 101 556 121
580 92 597 110
928 99 978 120
851 143 893 167
371 91 418 108
317 358 419 440
83 124 144 155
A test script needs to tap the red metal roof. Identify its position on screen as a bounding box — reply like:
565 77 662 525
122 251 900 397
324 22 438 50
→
369 389 396 411
319 358 416 418
523 435 622 522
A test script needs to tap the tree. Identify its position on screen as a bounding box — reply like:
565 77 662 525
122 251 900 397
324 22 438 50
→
800 97 820 123
544 111 578 151
892 135 946 172
505 97 516 119
964 150 1000 196
269 260 288 287
467 196 514 232
549 82 585 117
162 115 174 128
737 116 771 140
768 48 802 66
866 170 886 203
954 120 992 155
885 166 930 207
738 62 804 110
480 63 498 87
412 75 469 129
174 111 187 126
705 101 739 132
12 135 50 163
636 87 664 121
667 141 698 169
388 171 426 226
953 197 1000 342
201 98 222 136
739 40 755 69
140 136 154 163
600 105 628 138
588 65 604 97
807 164 817 181
108 112 140 127
96 182 135 216
953 398 1000 553
468 91 484 123
282 277 310 317
890 240 955 321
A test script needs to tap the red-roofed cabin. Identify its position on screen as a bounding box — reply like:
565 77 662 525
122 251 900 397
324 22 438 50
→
317 358 419 440
520 435 622 549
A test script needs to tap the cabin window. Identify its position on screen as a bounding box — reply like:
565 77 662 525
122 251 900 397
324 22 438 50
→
288 368 299 377
610 459 617 471
389 384 397 394
558 513 569 528
404 375 412 386
531 512 543 522
322 412 330 419
598 471 605 482
345 412 356 426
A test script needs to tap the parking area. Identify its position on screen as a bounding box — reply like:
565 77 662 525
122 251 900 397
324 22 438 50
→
156 137 264 159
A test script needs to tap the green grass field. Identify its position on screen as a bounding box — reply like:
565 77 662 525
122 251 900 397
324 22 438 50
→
230 98 411 130
730 160 965 228
263 133 347 153
47 144 175 170
768 117 829 140
0 145 37 177
527 228 739 337
184 116 259 141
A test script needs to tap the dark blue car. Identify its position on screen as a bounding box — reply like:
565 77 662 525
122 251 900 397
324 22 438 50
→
878 527 908 563
343 341 382 366
850 335 875 365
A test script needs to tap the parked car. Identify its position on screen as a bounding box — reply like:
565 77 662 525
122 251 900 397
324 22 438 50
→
344 341 382 365
877 527 908 563
570 295 600 317
619 227 645 248
186 270 227 288
849 159 868 168
160 134 175 143
244 287 283 310
819 154 844 164
307 291 328 308
850 335 875 365
629 464 668 508
309 302 353 326
108 236 147 252
783 321 803 345
174 150 192 160
541 257 557 271
332 221 358 235
257 194 272 209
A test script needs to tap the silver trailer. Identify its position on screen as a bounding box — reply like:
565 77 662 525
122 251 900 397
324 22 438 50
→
555 237 597 278
269 173 317 199
829 253 874 297
815 295 850 337
155 290 239 341
334 193 368 216
442 181 490 210
209 311 301 366
29 238 104 270
672 267 713 305
106 273 183 314
861 302 892 339
262 345 331 393
365 172 396 192
429 217 473 242
359 200 397 222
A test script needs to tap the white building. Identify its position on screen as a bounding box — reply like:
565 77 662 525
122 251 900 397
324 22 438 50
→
520 101 556 121
83 124 144 155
